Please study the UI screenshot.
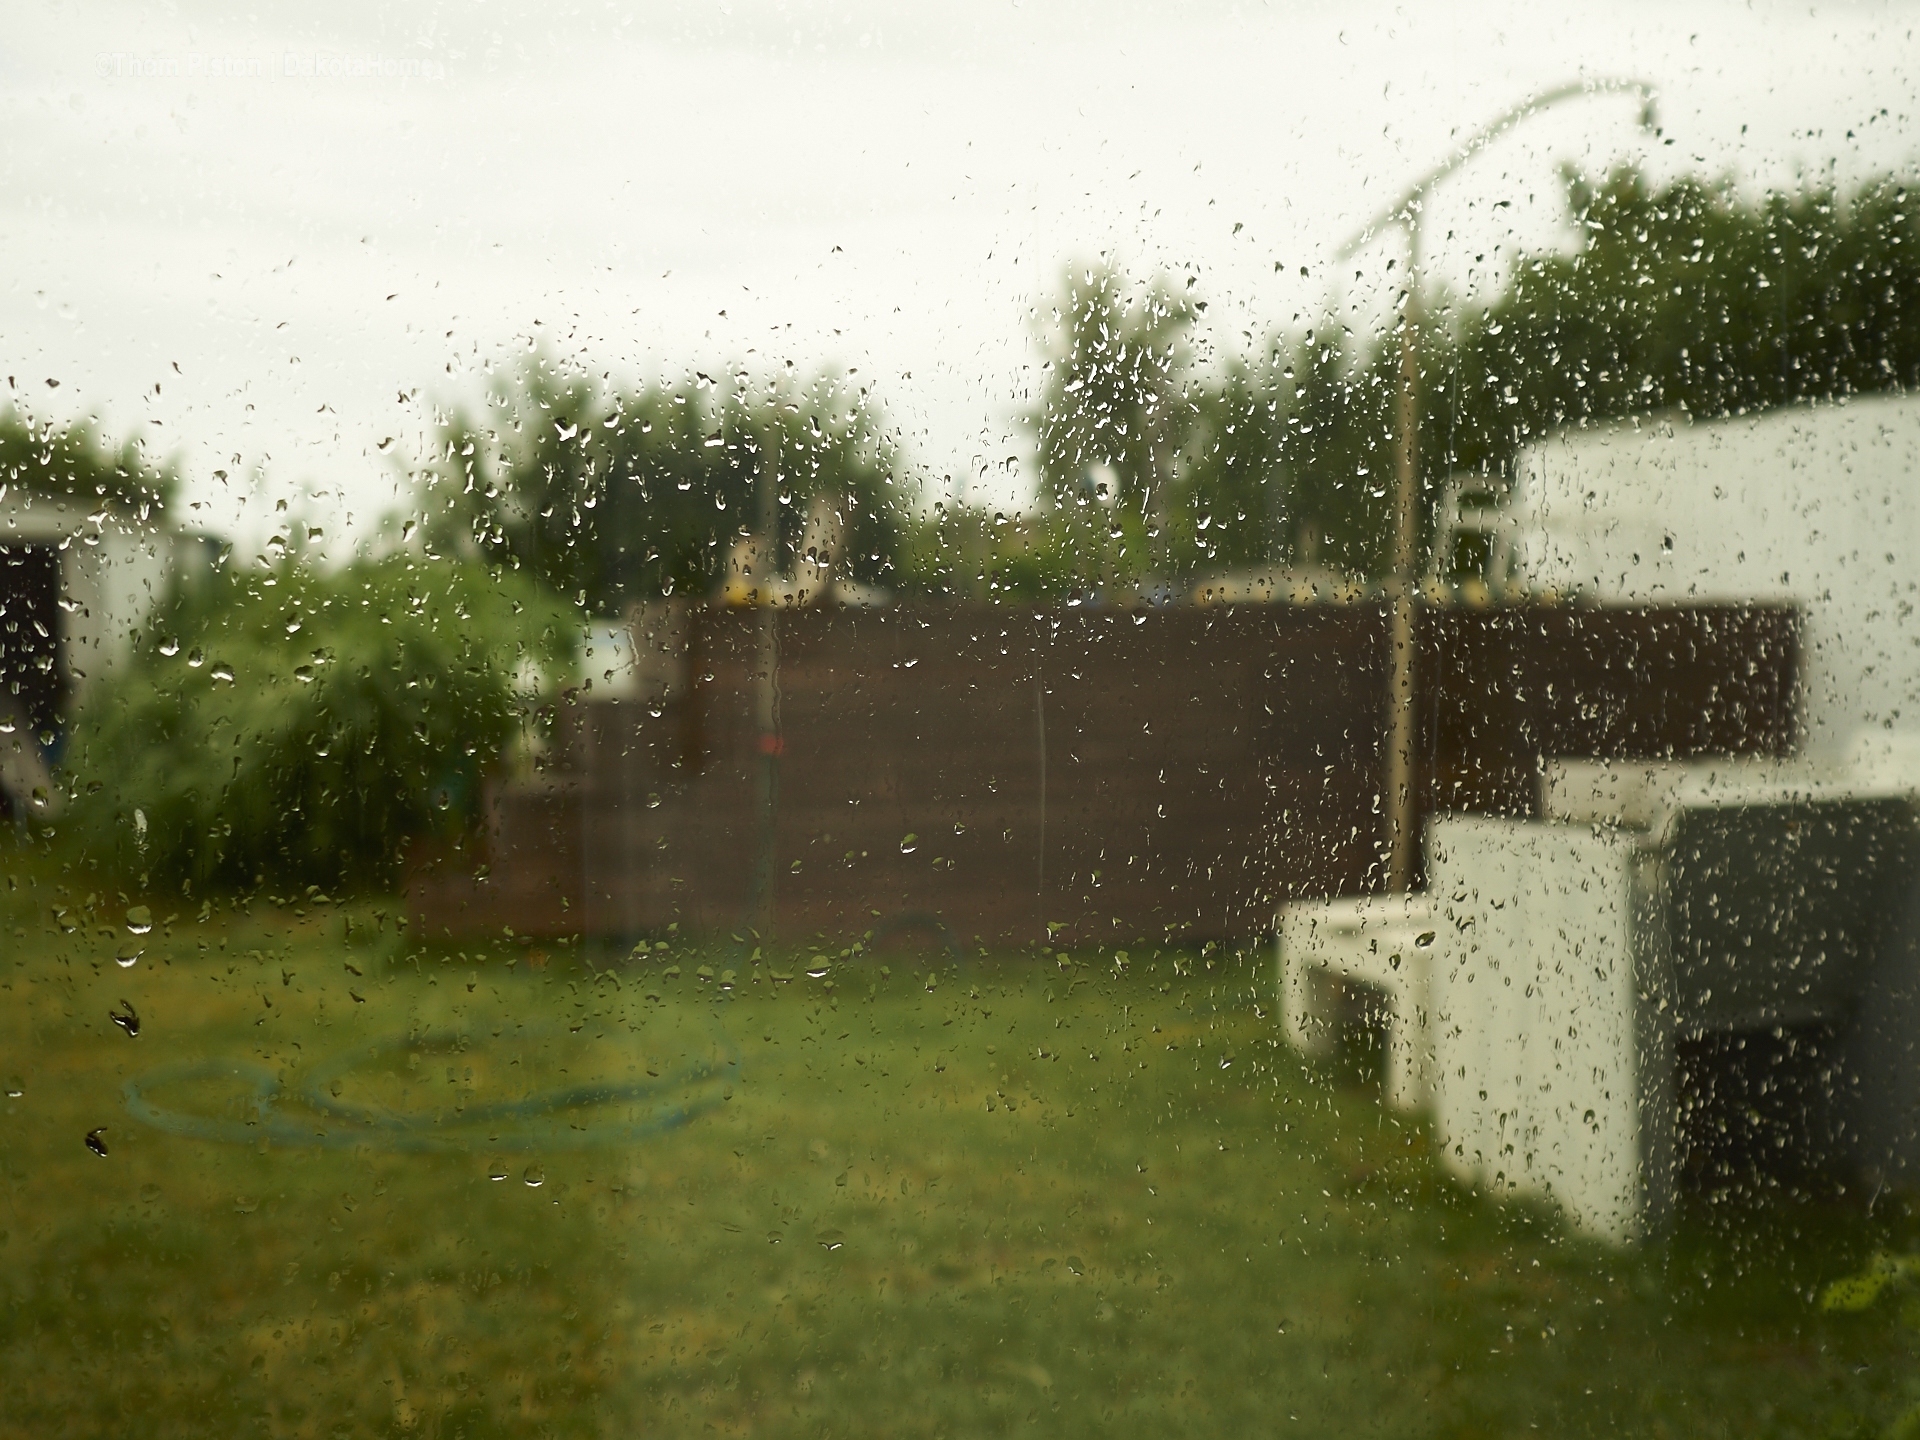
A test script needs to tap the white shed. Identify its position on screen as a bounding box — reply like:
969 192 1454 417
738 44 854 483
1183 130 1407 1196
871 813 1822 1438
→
1 491 207 813
1 494 202 705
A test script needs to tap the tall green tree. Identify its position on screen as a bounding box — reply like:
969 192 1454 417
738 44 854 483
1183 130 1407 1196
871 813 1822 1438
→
417 358 906 612
1172 349 1303 574
1434 166 1920 479
1029 264 1199 515
1173 165 1920 583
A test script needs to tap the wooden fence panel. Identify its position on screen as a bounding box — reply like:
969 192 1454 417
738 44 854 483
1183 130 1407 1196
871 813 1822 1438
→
409 602 1798 947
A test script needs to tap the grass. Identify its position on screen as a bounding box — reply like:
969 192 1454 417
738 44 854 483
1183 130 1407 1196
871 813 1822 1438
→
2 862 1919 1437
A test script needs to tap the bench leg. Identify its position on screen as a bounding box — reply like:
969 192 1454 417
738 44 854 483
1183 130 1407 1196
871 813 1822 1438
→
1281 942 1340 1060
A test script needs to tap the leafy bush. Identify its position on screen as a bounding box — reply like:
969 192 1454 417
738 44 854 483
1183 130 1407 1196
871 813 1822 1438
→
58 552 573 892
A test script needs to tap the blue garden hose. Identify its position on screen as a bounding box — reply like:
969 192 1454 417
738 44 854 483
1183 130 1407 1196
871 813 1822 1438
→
123 1026 739 1153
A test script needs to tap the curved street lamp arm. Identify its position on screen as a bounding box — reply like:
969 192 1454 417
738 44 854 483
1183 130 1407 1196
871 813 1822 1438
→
1334 77 1659 260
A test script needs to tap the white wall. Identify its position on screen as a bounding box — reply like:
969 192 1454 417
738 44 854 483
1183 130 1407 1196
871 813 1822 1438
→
1509 395 1920 758
2 495 184 707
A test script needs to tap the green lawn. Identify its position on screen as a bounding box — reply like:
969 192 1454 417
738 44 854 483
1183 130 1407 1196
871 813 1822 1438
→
1 864 1917 1437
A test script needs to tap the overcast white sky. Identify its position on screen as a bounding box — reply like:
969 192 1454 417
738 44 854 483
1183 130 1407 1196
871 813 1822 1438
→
3 0 1917 551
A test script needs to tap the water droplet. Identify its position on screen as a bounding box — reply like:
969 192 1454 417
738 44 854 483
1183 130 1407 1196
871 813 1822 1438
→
1414 930 1436 949
210 662 234 683
125 906 153 935
703 431 724 448
115 948 142 968
523 1165 545 1188
186 647 204 668
294 665 314 683
158 637 180 656
488 1160 508 1182
900 833 918 854
816 1229 845 1250
109 999 139 1037
805 965 830 979
84 1128 108 1157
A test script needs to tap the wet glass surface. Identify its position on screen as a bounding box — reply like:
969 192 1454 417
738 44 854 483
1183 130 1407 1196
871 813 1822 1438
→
9 5 1920 1436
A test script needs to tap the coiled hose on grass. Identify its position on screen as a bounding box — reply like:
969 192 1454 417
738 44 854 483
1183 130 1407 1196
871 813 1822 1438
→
123 1026 739 1153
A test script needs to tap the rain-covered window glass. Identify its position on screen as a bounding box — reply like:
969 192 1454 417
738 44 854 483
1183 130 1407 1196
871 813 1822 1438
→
13 5 1920 1434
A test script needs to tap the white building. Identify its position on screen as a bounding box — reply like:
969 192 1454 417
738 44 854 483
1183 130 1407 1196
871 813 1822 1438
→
1507 394 1920 755
1284 394 1920 1243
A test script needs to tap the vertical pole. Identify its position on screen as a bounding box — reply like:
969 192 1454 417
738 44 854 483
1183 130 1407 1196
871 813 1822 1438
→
751 436 781 938
577 680 592 943
1385 222 1422 894
1147 371 1173 596
1035 669 1047 903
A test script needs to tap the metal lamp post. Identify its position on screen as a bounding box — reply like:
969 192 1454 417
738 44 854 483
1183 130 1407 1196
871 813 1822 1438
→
1335 78 1660 894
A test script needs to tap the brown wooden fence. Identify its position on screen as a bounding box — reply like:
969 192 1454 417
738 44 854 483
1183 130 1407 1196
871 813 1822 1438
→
408 601 1798 948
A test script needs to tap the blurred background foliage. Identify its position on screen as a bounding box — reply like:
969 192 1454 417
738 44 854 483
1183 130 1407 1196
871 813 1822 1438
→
0 403 176 514
16 162 1920 890
58 553 572 892
417 359 903 612
940 163 1920 594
